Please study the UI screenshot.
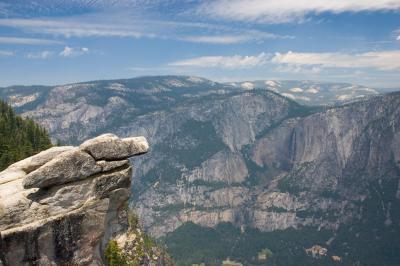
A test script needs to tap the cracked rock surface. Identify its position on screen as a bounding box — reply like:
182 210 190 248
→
0 134 148 266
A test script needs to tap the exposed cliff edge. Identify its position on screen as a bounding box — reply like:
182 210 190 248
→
0 134 152 266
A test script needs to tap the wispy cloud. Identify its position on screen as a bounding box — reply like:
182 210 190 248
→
169 50 400 71
0 50 14 56
169 53 269 68
181 35 257 44
26 50 54 59
0 18 150 38
197 0 400 23
271 50 400 70
274 64 322 74
181 31 292 44
60 46 73 57
0 36 62 45
59 46 89 57
0 15 287 44
24 46 89 59
395 29 400 40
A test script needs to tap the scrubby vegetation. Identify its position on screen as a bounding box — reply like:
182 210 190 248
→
105 208 173 266
0 99 52 171
105 240 129 266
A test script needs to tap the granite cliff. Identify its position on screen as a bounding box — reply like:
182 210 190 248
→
0 134 156 266
131 91 400 237
1 76 399 264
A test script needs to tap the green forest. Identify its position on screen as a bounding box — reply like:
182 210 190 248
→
0 99 52 171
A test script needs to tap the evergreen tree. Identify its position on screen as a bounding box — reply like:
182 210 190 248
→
0 99 52 171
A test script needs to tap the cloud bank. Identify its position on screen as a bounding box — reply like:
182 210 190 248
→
169 53 269 68
0 16 286 44
198 0 400 23
26 50 53 59
272 50 400 70
59 46 89 57
0 36 62 45
170 50 400 71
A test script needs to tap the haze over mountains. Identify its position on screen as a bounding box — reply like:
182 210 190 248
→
1 75 400 265
228 80 382 106
0 76 389 113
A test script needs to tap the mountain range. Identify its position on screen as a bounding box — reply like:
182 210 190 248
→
1 76 399 265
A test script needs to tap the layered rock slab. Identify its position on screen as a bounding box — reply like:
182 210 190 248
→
0 133 148 266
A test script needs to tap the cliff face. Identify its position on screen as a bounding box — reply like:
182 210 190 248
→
129 92 400 237
1 76 400 263
252 92 400 193
246 92 400 229
0 134 149 266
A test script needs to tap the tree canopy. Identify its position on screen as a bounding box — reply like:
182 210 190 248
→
0 99 52 171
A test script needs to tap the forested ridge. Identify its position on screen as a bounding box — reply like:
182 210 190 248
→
0 99 52 171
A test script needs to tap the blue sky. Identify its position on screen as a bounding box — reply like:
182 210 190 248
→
0 0 399 88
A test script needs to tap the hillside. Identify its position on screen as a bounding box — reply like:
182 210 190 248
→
228 80 380 106
0 100 52 171
1 76 399 265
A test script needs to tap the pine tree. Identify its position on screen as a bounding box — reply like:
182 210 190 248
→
0 99 52 171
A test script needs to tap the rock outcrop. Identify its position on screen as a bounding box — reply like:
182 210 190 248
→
0 134 149 266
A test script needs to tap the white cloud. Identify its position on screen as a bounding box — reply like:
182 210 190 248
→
0 50 14 56
26 51 54 59
274 64 322 74
169 49 400 72
60 46 73 57
182 35 257 44
197 0 400 23
272 50 400 70
0 15 290 45
0 17 152 39
0 16 225 40
181 30 290 44
169 53 268 68
0 36 62 45
59 46 89 57
393 29 400 41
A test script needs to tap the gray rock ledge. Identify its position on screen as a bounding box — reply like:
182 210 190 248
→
0 133 149 266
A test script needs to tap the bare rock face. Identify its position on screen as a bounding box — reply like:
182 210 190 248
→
131 92 400 238
80 134 149 160
0 134 149 266
22 148 102 189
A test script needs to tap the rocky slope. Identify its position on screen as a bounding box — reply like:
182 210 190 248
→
129 91 400 238
1 76 399 264
229 79 381 106
0 134 151 266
